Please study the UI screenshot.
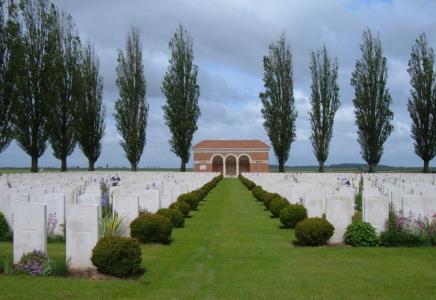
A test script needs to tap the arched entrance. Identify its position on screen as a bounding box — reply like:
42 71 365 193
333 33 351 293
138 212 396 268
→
238 155 250 175
225 155 237 177
212 155 224 174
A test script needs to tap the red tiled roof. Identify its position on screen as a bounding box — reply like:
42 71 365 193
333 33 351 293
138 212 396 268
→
193 140 270 149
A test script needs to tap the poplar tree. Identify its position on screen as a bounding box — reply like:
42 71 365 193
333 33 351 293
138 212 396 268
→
309 46 340 172
12 0 57 172
114 27 147 171
351 29 393 173
162 24 200 172
0 0 13 154
75 42 105 171
407 33 436 173
48 10 81 171
260 33 297 173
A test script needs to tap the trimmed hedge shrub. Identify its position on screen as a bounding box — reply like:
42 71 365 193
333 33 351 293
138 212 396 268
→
379 230 427 247
157 208 185 228
279 204 308 228
169 201 190 217
239 175 256 190
91 237 142 277
130 213 173 244
252 185 263 200
177 193 200 210
0 212 12 242
261 192 280 208
344 221 379 247
294 217 334 246
268 197 289 217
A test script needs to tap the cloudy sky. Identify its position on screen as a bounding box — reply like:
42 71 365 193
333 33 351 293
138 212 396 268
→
2 0 436 168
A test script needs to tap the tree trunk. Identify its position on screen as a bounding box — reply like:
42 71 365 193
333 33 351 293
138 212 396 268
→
423 160 429 173
368 162 375 173
31 155 38 173
180 160 186 172
88 159 95 171
319 161 325 173
61 157 67 172
131 162 137 172
278 157 285 173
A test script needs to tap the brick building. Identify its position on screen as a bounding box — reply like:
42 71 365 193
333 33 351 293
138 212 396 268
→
193 140 270 177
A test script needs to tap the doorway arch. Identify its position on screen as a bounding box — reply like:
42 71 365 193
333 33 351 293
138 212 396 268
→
211 155 224 174
225 155 237 177
238 154 250 175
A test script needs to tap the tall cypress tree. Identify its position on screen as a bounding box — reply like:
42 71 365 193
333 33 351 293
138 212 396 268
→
75 42 105 171
12 0 57 172
407 33 436 173
351 29 394 173
114 27 147 171
309 46 340 172
48 10 81 172
0 0 13 154
260 33 297 173
162 24 200 172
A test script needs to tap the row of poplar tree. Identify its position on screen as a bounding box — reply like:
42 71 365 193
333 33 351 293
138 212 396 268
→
0 0 200 173
261 31 436 173
1 1 435 174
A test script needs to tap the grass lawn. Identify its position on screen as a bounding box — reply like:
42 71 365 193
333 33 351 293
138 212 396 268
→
1 178 435 299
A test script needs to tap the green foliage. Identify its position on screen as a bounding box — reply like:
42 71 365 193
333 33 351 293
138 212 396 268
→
99 212 123 238
91 237 142 277
351 29 394 173
0 1 13 154
74 41 105 171
344 221 379 247
47 9 81 171
14 250 54 276
157 208 185 228
279 204 308 228
162 24 200 172
407 33 436 173
294 217 334 246
114 27 148 171
11 0 59 172
177 192 200 210
380 230 427 247
260 33 297 173
309 46 340 172
352 211 362 223
354 176 363 212
47 235 65 243
130 213 173 244
262 192 281 209
0 212 12 241
169 201 190 217
268 196 289 217
252 185 264 200
239 175 256 190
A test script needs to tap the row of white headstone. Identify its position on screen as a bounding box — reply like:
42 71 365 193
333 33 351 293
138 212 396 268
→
0 171 218 269
243 172 436 243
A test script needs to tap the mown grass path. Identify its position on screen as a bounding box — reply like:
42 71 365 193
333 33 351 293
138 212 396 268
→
1 178 436 299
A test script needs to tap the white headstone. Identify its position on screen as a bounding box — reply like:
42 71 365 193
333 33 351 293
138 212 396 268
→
13 203 47 263
113 194 139 237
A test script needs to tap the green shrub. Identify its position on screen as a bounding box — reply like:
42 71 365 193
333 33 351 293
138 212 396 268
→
379 230 427 247
294 217 334 246
130 213 173 244
352 211 362 223
91 237 142 277
279 204 308 228
177 193 200 210
252 186 264 200
344 221 379 247
0 212 12 242
268 197 289 217
169 201 190 217
260 192 279 208
157 208 185 228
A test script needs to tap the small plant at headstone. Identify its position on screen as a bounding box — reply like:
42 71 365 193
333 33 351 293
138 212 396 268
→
344 221 379 247
100 212 124 238
268 196 290 217
91 237 143 277
294 217 335 246
130 213 173 244
0 212 12 242
169 201 190 217
279 204 308 228
157 208 185 228
14 250 54 276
